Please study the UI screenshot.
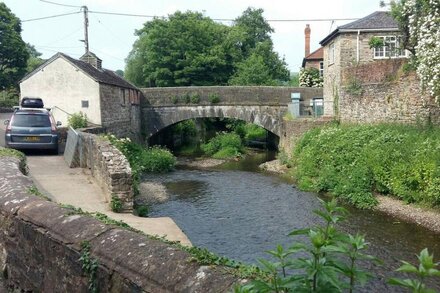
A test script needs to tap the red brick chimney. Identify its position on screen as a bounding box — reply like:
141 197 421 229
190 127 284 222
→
304 24 311 57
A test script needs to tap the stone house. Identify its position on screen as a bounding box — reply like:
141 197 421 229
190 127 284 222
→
20 52 141 138
319 11 408 116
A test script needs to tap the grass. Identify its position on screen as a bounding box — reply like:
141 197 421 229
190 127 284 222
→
292 123 440 209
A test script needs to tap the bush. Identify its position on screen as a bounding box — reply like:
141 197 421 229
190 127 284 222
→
293 124 440 208
134 204 149 217
190 93 200 104
68 112 88 129
299 67 323 87
244 124 267 141
201 132 243 158
0 88 19 108
110 195 123 212
208 93 220 104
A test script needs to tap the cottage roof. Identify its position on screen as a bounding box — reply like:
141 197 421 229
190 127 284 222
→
320 11 399 46
302 47 324 67
21 52 138 90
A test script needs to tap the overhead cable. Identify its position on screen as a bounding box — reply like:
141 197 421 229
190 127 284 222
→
39 0 82 8
22 11 80 22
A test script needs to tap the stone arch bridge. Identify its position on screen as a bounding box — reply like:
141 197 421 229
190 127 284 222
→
141 86 323 139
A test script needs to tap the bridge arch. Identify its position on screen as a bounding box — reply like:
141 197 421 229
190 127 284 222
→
143 105 287 139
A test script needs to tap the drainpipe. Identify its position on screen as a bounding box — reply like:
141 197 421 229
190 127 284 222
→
356 30 360 63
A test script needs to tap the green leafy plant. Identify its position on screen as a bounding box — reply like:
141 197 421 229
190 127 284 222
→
0 147 27 174
190 93 200 104
345 78 363 96
171 95 179 104
368 36 385 49
134 204 149 217
183 93 191 104
28 186 52 201
299 67 323 88
388 248 440 293
79 241 98 293
239 199 379 292
208 93 220 104
68 112 88 129
201 132 244 159
110 194 123 212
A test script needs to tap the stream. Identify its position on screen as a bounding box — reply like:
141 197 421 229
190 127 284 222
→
143 151 440 292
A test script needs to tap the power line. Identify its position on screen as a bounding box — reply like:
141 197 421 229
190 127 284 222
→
39 0 82 8
88 10 358 22
22 11 80 22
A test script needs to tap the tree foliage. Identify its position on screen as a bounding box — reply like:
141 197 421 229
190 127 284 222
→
299 67 323 87
0 3 29 90
26 43 44 73
391 0 440 100
125 8 289 87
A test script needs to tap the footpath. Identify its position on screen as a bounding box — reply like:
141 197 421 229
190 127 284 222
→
26 155 192 246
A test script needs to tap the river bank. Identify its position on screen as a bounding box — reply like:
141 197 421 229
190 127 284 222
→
259 159 440 235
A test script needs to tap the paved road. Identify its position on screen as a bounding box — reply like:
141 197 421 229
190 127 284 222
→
0 112 191 246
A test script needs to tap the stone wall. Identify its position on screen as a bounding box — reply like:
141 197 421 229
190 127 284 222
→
100 84 141 141
65 130 133 211
339 61 440 125
141 86 323 106
279 117 334 155
0 155 238 292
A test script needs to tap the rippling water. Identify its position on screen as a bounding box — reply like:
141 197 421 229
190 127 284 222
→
144 152 440 292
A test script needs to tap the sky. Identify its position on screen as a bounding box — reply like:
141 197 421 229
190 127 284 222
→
3 0 384 72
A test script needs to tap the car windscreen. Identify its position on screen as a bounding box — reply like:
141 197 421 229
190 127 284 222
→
12 114 51 127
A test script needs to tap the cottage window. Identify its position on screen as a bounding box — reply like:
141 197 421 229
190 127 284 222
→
319 61 324 76
329 43 335 65
373 36 407 58
120 89 126 105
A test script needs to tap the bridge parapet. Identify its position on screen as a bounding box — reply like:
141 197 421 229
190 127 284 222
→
141 86 323 107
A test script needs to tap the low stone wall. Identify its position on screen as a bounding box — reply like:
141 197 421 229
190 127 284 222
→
279 117 333 155
0 156 238 292
64 129 133 211
141 86 323 106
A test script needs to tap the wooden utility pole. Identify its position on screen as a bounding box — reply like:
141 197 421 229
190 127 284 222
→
81 6 89 53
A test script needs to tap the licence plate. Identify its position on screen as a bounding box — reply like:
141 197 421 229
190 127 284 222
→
24 136 41 142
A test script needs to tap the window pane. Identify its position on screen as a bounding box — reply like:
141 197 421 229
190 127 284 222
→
12 114 51 127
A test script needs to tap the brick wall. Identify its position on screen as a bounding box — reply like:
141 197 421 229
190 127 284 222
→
0 155 238 292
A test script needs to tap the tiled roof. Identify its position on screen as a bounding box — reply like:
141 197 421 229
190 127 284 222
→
302 47 324 67
320 11 400 45
21 52 138 90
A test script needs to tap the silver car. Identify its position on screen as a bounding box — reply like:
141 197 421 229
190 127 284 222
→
4 109 61 153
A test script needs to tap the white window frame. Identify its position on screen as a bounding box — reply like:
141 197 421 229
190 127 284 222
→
319 61 324 77
329 42 335 65
373 35 408 59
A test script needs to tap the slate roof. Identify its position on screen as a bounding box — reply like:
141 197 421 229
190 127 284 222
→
320 11 400 45
21 52 138 90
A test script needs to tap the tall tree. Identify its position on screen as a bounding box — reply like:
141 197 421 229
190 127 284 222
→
0 3 29 90
26 43 44 73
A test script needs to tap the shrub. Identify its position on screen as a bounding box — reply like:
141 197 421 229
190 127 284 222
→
110 195 123 212
208 93 220 104
190 93 200 104
134 204 149 217
0 88 19 108
171 95 179 104
293 124 440 208
244 124 267 141
299 67 323 87
68 112 88 129
183 93 191 104
201 132 243 158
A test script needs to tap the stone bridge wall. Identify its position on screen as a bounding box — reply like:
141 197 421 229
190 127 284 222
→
64 129 133 211
141 86 323 106
0 155 238 292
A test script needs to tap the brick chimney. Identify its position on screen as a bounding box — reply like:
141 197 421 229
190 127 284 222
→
304 24 311 57
80 51 102 70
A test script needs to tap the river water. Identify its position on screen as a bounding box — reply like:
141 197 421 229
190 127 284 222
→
144 151 440 292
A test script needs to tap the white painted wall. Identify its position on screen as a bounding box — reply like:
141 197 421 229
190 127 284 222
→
20 57 101 126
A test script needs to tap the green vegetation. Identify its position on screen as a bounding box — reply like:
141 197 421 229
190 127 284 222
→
208 93 220 104
110 195 123 213
237 199 379 292
0 88 18 108
134 204 149 217
125 8 289 87
299 67 323 88
292 124 440 209
79 241 98 293
201 132 244 159
28 186 52 201
104 135 176 198
368 36 385 49
388 248 440 292
68 112 88 129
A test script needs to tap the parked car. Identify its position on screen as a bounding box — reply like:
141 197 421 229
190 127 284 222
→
4 108 61 153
